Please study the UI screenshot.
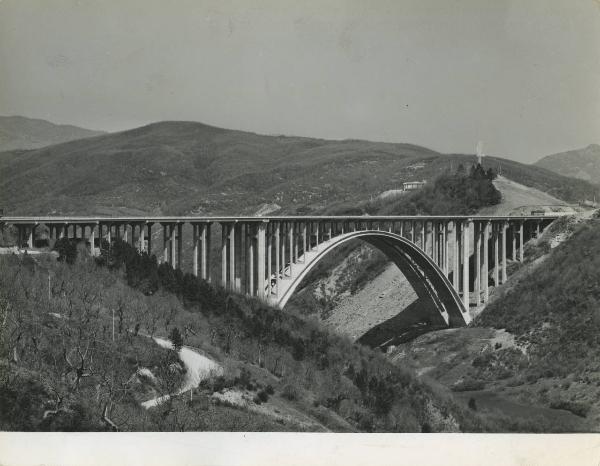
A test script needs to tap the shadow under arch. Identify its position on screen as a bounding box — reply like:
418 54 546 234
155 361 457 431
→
273 230 470 328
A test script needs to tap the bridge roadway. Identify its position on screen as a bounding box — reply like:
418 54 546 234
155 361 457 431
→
1 214 559 327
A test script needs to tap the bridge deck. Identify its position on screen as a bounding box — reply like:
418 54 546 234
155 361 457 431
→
0 214 563 224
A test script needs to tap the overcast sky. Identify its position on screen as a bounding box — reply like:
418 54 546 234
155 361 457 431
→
0 0 598 162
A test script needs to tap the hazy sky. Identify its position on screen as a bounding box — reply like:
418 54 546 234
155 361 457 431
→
1 0 598 162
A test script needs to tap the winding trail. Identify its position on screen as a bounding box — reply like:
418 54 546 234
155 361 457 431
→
141 337 222 409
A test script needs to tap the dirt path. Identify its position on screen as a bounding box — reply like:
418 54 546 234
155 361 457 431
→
142 336 222 409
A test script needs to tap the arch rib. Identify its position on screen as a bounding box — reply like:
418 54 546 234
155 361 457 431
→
267 230 470 327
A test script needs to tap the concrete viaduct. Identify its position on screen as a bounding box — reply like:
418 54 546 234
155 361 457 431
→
1 215 559 327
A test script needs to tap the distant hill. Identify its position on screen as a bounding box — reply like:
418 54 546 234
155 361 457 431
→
0 115 105 152
535 144 600 185
0 120 597 216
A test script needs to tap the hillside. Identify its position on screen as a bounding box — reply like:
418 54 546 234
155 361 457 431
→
0 116 105 153
1 120 598 216
388 212 600 432
287 173 589 367
0 242 493 432
535 144 600 185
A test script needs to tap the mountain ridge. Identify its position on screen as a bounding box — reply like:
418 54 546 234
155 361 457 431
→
0 119 597 216
534 144 600 185
0 115 105 152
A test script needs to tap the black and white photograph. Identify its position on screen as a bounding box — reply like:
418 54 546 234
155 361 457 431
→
0 1 599 465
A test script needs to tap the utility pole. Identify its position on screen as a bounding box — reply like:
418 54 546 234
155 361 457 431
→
48 274 51 301
112 309 115 342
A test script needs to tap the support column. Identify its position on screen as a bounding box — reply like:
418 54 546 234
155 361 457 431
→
192 224 199 277
176 223 182 270
511 225 517 262
138 223 145 253
248 225 255 295
453 221 460 290
147 224 152 254
474 222 481 306
257 223 266 300
162 224 168 264
493 223 500 287
275 222 281 297
519 222 524 262
234 223 242 292
205 223 212 283
27 225 35 249
200 224 208 280
483 221 490 303
420 221 425 251
280 223 287 277
90 224 96 256
501 222 508 284
16 225 23 247
462 219 471 310
443 222 449 276
221 223 228 288
294 222 299 262
228 223 236 290
301 222 307 260
288 222 294 277
267 224 272 296
431 221 437 262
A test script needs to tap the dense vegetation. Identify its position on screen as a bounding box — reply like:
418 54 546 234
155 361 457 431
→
470 216 600 419
475 217 600 377
0 254 185 431
372 163 501 215
0 241 494 431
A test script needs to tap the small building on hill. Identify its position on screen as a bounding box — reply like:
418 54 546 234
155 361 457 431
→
403 181 426 191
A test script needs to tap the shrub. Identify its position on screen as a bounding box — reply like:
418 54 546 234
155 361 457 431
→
53 238 77 264
255 389 269 403
549 400 590 418
169 327 184 352
451 378 486 392
281 384 298 401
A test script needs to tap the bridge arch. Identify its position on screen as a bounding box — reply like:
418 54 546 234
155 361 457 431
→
269 230 470 328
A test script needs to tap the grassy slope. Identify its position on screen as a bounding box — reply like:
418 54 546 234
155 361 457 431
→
1 121 597 217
